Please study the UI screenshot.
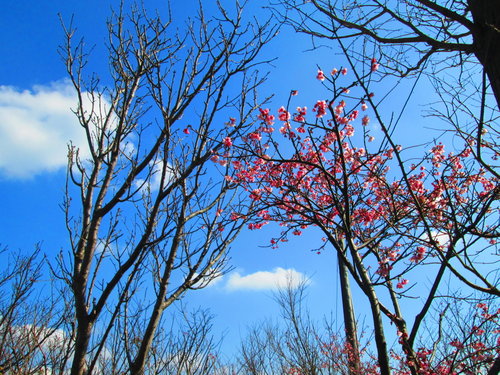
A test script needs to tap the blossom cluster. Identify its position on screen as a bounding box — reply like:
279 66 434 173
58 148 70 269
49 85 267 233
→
216 64 499 375
221 89 497 279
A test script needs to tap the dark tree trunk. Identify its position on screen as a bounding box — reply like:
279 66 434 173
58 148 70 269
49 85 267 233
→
488 355 500 375
469 0 500 109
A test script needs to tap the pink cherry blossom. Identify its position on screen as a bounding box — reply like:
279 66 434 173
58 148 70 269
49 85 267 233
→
223 137 233 148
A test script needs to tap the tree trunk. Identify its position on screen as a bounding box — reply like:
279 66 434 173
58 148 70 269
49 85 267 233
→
338 253 361 375
487 355 500 375
71 318 92 375
367 292 391 375
129 297 164 375
469 0 500 109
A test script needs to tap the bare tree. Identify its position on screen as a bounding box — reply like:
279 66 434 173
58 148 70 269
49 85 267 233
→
236 280 379 375
98 305 228 375
0 247 69 374
234 270 499 375
58 2 275 374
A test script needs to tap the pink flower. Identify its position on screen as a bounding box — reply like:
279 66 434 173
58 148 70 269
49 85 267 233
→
183 127 190 134
248 131 262 141
258 108 275 126
316 69 325 81
280 122 291 134
397 279 409 289
341 67 348 75
410 246 426 263
278 106 290 121
334 100 346 115
371 58 379 72
248 223 265 230
313 100 327 118
249 189 262 201
290 90 298 96
449 339 464 349
477 302 488 311
362 115 370 126
294 107 307 122
472 326 485 336
226 117 236 127
361 102 368 111
331 68 338 75
376 263 392 277
223 136 233 148
230 212 242 221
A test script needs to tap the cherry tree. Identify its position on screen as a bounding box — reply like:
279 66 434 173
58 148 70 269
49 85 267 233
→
271 0 500 188
224 61 499 374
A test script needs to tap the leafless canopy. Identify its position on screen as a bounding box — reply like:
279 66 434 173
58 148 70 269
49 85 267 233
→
57 2 275 374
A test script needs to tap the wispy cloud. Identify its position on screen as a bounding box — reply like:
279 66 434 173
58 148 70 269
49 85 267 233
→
134 160 176 193
224 267 310 291
0 80 99 179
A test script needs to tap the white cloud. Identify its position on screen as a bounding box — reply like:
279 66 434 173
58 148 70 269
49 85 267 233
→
4 324 71 373
192 271 225 289
135 160 176 193
8 324 69 349
225 267 310 291
0 81 104 179
421 231 450 249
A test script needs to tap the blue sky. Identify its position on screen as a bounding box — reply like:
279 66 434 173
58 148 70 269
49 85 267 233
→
0 0 442 360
